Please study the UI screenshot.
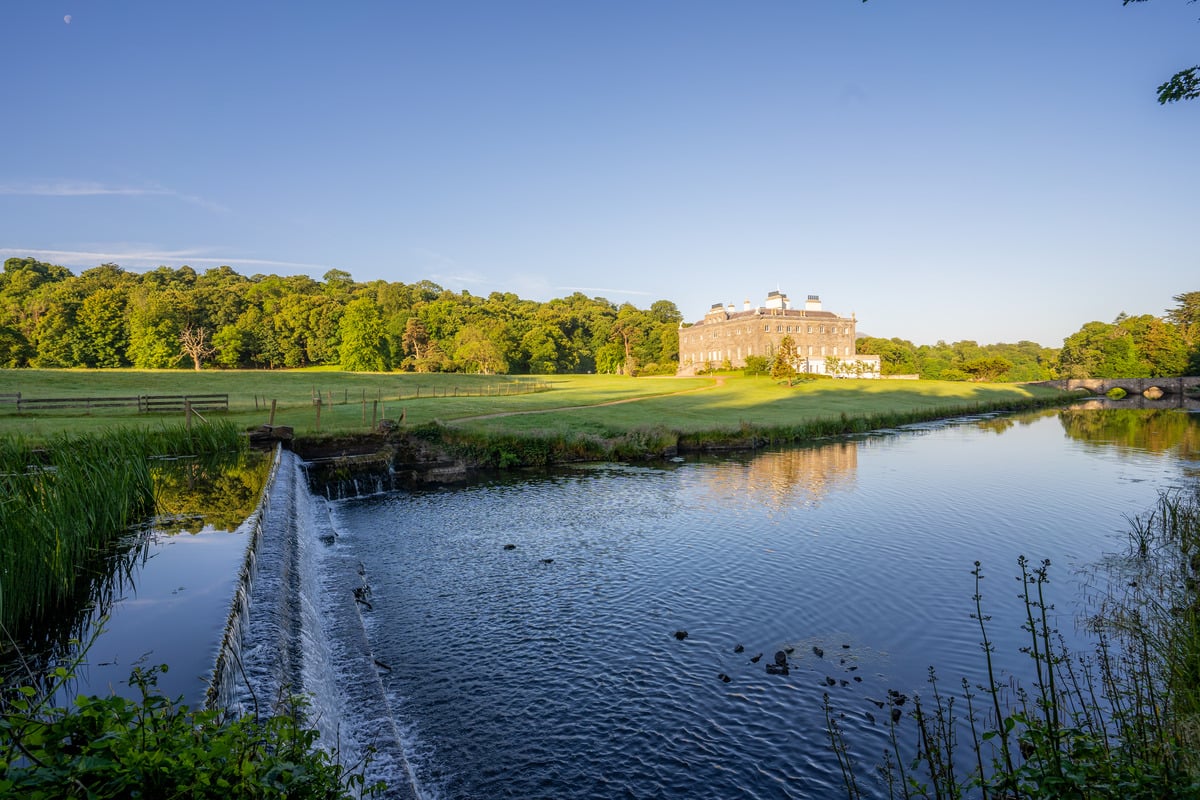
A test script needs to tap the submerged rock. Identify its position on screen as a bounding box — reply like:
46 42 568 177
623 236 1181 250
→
674 630 689 640
774 650 787 667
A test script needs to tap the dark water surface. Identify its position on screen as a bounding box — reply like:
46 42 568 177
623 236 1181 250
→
328 408 1200 799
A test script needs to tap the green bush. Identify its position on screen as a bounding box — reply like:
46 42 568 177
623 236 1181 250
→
1 664 382 799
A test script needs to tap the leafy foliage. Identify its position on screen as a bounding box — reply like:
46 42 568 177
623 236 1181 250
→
0 258 681 375
855 337 1059 381
1123 1 1200 103
0 663 381 799
1058 313 1191 378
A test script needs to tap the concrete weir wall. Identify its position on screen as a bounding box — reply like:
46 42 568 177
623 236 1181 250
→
208 446 421 800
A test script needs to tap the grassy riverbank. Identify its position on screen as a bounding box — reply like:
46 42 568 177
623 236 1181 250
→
0 368 1073 443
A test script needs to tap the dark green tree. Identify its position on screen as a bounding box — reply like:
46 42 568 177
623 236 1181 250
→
1123 0 1200 102
338 297 389 372
962 356 1014 382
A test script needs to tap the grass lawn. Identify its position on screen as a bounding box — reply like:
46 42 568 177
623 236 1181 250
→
445 373 1069 437
0 368 1069 441
0 369 707 439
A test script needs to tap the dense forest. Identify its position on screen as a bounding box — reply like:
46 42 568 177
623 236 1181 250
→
1 257 1196 379
0 258 682 375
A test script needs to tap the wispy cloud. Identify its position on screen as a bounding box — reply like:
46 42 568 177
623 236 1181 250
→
0 181 229 213
0 247 331 273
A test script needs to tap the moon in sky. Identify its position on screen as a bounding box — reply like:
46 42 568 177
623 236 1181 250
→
64 14 71 24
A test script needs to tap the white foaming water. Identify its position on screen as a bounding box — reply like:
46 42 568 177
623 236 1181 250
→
212 449 424 799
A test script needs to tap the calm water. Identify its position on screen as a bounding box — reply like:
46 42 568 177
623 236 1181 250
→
30 452 271 706
326 408 1200 799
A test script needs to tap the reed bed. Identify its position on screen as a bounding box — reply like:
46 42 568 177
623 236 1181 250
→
0 420 244 636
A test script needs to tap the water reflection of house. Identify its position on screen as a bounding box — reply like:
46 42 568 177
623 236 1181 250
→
677 290 882 377
706 443 859 509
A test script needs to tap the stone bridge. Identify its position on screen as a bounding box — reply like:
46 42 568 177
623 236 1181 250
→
1035 376 1200 396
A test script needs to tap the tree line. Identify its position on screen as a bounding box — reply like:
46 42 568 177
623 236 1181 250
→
1 257 1196 380
855 292 1200 381
0 258 683 375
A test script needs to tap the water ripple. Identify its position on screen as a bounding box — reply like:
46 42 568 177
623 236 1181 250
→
325 412 1195 799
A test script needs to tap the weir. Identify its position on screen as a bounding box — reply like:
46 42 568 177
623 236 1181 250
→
208 447 421 800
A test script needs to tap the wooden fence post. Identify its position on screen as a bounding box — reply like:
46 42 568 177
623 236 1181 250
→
185 399 192 433
269 399 277 426
315 397 322 432
372 400 378 429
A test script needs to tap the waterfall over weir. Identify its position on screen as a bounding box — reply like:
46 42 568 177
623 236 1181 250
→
208 448 420 800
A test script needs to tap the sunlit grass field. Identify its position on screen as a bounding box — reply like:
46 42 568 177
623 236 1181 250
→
451 374 1067 436
0 368 1068 441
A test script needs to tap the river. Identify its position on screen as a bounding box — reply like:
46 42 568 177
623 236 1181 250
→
298 406 1197 799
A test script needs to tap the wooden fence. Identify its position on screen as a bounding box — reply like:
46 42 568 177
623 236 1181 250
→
0 393 229 414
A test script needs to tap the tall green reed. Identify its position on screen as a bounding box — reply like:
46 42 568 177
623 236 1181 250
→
0 420 245 636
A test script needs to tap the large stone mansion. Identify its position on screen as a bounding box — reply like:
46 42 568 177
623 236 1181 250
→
677 290 881 377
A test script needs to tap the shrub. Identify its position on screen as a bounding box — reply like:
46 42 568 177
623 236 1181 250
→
1 663 383 799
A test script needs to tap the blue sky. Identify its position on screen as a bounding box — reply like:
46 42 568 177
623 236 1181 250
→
2 1 1196 347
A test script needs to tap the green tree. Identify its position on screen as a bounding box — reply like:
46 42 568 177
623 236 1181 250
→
453 326 508 374
962 356 1014 382
401 317 431 369
127 288 189 369
212 323 256 368
75 287 130 367
521 324 575 374
1118 313 1189 376
744 354 769 376
856 337 919 375
1058 320 1144 378
1123 0 1199 102
0 325 31 367
338 297 389 372
771 335 800 382
1166 291 1200 374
